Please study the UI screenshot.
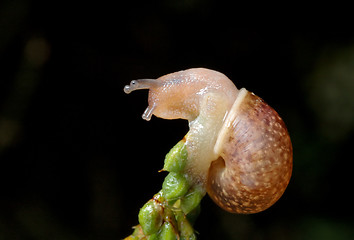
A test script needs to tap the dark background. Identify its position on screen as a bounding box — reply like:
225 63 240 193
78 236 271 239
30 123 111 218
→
1 1 354 239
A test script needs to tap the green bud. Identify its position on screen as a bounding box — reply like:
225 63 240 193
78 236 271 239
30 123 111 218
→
175 211 196 240
186 204 201 225
180 221 196 240
162 172 189 201
180 188 204 214
158 222 177 240
163 140 188 173
138 200 163 235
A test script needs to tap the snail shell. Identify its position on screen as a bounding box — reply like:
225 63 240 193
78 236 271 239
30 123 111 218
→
209 89 292 213
124 68 293 214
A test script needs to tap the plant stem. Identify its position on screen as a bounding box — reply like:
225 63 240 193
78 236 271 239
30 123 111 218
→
124 140 204 240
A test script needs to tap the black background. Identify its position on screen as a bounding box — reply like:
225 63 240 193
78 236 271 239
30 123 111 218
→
0 1 354 239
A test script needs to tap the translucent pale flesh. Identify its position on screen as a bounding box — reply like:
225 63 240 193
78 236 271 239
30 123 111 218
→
123 68 238 185
124 68 238 122
184 92 237 186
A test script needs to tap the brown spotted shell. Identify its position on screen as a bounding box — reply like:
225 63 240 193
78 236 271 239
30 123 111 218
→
207 90 293 214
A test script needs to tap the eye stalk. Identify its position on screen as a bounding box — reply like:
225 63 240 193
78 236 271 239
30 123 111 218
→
124 79 161 121
123 79 159 94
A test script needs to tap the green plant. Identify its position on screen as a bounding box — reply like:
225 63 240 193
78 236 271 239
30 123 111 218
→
125 140 202 240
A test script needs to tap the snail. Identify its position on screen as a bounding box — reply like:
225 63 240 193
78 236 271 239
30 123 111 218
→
124 68 292 214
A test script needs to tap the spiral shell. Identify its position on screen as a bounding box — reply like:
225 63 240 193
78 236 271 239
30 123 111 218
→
208 89 292 213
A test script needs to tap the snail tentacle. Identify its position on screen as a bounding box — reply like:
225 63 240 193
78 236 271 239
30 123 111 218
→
124 79 160 94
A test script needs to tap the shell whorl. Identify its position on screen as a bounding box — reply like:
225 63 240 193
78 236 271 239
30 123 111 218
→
207 90 293 214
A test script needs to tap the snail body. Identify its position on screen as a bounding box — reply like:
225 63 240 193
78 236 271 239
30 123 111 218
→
124 68 292 214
